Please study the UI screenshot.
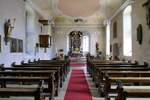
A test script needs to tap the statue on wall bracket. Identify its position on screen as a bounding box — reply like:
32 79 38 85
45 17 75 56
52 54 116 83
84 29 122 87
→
136 24 143 45
4 18 15 45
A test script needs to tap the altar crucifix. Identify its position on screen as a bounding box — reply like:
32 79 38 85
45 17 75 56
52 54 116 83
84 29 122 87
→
143 0 150 28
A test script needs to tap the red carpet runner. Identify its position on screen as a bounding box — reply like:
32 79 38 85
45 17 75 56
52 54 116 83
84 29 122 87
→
64 70 92 100
70 63 86 67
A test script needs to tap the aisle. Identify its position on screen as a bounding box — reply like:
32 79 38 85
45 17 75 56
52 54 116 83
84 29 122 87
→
64 70 92 100
69 57 86 67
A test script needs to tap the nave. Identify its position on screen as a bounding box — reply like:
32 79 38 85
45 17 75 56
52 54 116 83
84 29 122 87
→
0 0 150 100
1 56 150 100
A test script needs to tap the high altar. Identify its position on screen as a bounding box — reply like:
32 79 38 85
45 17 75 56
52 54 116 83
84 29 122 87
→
69 31 83 56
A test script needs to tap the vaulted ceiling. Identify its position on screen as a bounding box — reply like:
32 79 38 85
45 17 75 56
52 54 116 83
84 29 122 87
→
30 0 126 24
58 0 100 17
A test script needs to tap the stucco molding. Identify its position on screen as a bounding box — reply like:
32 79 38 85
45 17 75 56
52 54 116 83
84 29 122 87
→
52 0 101 20
25 0 50 19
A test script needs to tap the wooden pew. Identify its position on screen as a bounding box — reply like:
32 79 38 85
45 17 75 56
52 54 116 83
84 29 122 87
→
92 65 149 87
0 76 54 100
93 62 148 76
28 59 70 75
12 62 66 84
116 81 150 100
0 80 42 100
22 57 70 77
11 63 65 87
0 70 55 100
88 60 146 80
86 58 137 74
0 67 60 96
104 73 150 100
93 62 148 75
96 69 150 96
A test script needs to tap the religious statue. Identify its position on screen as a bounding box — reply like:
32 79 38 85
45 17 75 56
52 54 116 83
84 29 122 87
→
96 42 99 52
4 19 12 37
4 19 14 45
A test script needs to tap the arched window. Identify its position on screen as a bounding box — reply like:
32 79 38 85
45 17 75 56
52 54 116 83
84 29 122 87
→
106 23 110 56
123 5 132 56
83 35 89 53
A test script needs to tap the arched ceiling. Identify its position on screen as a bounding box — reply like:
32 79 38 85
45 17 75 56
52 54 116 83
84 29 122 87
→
30 0 126 25
30 0 126 18
58 0 100 17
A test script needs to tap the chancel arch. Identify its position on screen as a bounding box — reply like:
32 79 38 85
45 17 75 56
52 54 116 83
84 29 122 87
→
67 30 90 56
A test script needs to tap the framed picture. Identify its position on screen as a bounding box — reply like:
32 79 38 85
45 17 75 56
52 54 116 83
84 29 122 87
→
10 38 23 52
17 39 23 52
113 21 117 38
137 24 143 45
49 36 52 46
143 0 150 28
0 35 1 52
10 38 17 52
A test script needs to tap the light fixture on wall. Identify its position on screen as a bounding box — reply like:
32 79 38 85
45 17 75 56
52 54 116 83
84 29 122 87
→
4 18 16 45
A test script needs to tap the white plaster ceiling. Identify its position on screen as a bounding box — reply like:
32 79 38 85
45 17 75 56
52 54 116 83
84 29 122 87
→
30 0 126 20
58 0 100 17
30 0 52 18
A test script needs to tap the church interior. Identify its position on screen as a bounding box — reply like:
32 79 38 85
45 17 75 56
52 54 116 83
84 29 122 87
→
0 0 150 100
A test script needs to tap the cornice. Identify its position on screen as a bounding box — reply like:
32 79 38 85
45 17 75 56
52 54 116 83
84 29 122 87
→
25 0 49 19
110 0 135 21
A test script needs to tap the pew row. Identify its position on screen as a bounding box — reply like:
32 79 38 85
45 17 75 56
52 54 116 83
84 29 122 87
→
0 81 42 100
0 76 53 100
93 65 149 88
104 73 150 100
0 66 60 97
12 62 65 85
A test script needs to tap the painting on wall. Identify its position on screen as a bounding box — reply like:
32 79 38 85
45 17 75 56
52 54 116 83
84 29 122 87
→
10 38 17 52
143 0 150 28
136 24 143 45
113 21 117 38
10 38 23 53
17 39 23 52
49 36 52 46
0 35 1 52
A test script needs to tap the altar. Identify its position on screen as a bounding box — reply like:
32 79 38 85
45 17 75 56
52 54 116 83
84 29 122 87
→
69 31 83 57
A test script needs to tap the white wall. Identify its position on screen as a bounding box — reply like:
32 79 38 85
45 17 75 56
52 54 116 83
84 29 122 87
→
25 4 54 60
0 0 26 66
0 0 54 67
110 11 124 59
132 0 150 64
53 27 105 56
109 0 150 64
